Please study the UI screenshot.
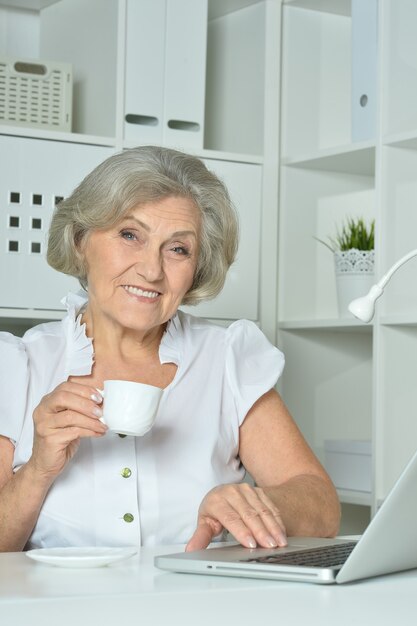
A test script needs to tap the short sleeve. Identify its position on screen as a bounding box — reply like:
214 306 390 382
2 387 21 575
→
0 332 29 444
225 320 285 426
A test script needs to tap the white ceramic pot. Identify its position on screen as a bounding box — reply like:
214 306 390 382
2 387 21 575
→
334 249 375 317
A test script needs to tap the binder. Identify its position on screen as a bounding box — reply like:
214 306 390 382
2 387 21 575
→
351 0 378 142
124 0 208 150
124 0 166 144
163 0 207 149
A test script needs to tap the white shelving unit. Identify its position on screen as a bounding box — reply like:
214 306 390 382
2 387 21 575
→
8 0 417 537
0 0 281 340
278 0 417 527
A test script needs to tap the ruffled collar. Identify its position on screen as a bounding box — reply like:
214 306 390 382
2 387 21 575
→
60 291 184 377
61 290 94 377
159 312 183 366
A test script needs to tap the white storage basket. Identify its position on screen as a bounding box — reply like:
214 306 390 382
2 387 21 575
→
0 57 72 132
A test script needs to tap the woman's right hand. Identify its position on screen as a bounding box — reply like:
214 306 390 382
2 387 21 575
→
28 381 107 484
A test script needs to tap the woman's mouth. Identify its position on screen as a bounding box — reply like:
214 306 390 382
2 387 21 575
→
123 285 160 299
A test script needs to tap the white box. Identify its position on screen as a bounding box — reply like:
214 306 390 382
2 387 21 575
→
324 439 371 492
0 56 72 132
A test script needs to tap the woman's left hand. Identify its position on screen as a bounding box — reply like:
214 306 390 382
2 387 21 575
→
185 483 288 552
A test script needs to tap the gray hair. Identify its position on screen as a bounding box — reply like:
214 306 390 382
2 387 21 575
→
47 146 239 305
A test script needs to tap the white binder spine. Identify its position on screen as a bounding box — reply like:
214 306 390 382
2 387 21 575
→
163 0 208 149
124 0 166 144
351 0 378 142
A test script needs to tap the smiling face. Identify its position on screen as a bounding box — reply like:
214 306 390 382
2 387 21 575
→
81 195 200 337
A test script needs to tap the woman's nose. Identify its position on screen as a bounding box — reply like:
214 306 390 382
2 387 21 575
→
134 247 164 282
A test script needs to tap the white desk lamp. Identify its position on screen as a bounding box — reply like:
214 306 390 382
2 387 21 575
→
348 248 417 322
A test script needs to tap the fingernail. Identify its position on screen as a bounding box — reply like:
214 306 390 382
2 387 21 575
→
91 393 103 403
266 535 278 548
247 537 257 549
92 407 103 418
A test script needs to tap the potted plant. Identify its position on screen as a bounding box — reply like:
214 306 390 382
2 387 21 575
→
319 217 375 318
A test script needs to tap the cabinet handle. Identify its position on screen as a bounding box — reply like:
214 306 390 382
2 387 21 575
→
167 120 200 132
14 61 47 76
125 114 159 127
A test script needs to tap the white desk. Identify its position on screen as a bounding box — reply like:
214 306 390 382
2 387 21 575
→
1 545 417 626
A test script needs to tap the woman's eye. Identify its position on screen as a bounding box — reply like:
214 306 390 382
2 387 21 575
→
171 246 190 256
120 230 136 241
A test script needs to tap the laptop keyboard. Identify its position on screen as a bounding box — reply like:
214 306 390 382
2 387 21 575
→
240 541 358 569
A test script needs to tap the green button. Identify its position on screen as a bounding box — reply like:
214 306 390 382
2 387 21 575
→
118 433 127 438
123 513 134 523
121 467 132 478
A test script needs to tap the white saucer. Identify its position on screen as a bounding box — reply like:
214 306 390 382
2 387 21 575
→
26 546 138 568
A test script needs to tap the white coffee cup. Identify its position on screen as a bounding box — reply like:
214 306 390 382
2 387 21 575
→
99 380 163 436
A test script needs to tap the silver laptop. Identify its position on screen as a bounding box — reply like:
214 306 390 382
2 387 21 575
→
155 448 417 584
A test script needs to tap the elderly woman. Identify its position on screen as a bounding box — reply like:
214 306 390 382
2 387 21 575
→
0 146 340 552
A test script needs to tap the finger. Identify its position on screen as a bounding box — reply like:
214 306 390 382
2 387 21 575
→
249 488 288 546
185 519 222 552
38 390 104 423
197 490 258 548
216 486 285 548
48 425 107 446
53 380 104 403
39 410 107 435
44 391 102 417
215 505 258 548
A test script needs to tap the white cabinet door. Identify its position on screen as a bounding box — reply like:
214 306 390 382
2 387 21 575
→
0 136 114 310
181 159 262 321
124 0 207 150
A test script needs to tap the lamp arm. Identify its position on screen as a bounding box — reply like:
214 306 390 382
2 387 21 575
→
377 248 417 290
349 247 417 322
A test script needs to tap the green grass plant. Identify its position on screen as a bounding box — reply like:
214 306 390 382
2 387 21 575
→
317 217 375 252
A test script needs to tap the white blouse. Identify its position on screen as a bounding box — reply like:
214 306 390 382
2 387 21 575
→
0 291 284 549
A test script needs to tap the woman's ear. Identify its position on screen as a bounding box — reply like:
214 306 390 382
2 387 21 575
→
74 228 86 252
73 230 89 280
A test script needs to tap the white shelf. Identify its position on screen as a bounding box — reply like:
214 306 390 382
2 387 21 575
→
337 489 372 507
0 308 64 319
0 308 64 333
383 129 417 151
0 124 116 147
193 148 263 165
208 0 265 20
0 0 59 8
283 0 351 16
282 141 376 176
122 140 264 165
380 315 417 328
0 0 268 23
278 318 373 333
